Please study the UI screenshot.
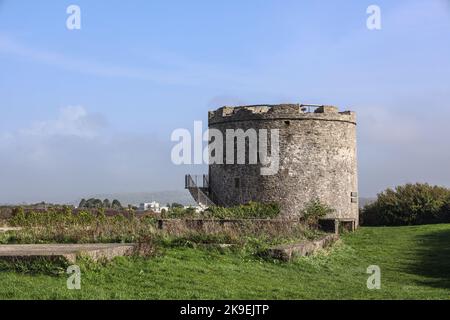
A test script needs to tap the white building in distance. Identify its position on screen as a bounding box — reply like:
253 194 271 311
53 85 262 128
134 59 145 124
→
138 201 160 212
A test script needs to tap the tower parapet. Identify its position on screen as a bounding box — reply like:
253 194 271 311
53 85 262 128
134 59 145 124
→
208 104 356 125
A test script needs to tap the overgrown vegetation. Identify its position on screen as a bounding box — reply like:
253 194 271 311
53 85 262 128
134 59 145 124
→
205 202 281 219
1 204 320 259
361 183 450 226
0 256 69 275
161 202 281 219
0 200 331 277
1 224 450 299
302 199 335 228
162 206 198 219
5 207 156 244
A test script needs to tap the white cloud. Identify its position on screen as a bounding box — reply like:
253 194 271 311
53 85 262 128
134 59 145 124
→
0 107 188 204
19 106 105 139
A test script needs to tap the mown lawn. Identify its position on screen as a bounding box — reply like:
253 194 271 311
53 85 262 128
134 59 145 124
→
0 224 449 299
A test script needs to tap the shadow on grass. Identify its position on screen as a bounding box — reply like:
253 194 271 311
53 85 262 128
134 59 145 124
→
406 227 450 289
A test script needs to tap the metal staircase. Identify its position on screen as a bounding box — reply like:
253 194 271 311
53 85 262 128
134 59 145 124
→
184 174 216 209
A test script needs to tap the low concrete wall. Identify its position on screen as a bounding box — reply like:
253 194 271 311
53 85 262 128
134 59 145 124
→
0 227 22 233
267 234 339 261
0 244 136 264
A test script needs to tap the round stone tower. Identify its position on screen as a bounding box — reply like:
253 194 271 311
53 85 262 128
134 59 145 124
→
207 104 358 224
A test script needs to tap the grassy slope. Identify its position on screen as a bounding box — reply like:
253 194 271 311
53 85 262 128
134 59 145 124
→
0 224 450 299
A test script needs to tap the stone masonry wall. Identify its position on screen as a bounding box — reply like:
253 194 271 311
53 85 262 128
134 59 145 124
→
208 104 358 224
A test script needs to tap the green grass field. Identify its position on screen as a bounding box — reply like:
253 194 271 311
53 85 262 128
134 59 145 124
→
0 224 449 300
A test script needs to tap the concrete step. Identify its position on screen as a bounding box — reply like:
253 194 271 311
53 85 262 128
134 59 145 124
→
0 243 136 263
267 234 339 261
0 227 22 232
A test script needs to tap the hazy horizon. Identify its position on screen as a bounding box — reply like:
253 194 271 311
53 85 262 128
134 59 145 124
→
0 189 194 206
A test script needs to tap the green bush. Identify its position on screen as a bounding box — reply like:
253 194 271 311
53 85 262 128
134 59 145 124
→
302 199 335 227
361 183 450 226
161 206 196 219
204 202 280 219
160 202 280 220
10 207 26 226
10 207 100 227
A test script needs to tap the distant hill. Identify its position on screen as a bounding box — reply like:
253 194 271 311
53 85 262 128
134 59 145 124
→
5 193 377 209
79 194 375 209
75 190 196 207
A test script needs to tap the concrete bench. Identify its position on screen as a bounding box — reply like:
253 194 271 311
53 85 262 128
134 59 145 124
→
266 234 339 261
0 243 136 263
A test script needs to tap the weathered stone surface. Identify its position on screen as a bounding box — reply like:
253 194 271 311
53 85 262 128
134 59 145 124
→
0 227 22 232
267 234 339 261
0 243 136 263
208 104 359 225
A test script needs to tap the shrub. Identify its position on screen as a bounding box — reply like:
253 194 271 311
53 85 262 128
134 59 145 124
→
361 183 450 226
163 206 197 219
10 207 26 226
302 199 335 228
160 202 281 220
135 235 160 257
171 203 184 208
204 202 280 219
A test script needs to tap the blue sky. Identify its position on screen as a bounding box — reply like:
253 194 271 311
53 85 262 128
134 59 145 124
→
0 0 449 203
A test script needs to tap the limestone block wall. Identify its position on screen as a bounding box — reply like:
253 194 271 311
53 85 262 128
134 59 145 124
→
208 104 358 224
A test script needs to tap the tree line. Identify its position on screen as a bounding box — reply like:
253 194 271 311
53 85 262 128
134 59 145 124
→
78 198 123 209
